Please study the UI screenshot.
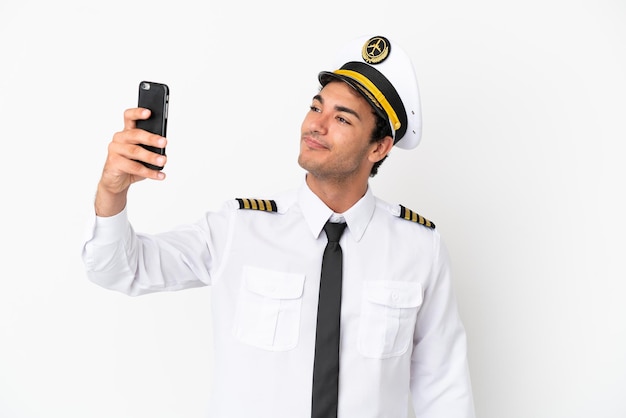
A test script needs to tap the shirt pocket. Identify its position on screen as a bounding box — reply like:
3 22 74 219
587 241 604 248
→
357 280 423 359
233 266 305 351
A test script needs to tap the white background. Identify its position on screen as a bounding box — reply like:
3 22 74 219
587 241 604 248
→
1 0 625 417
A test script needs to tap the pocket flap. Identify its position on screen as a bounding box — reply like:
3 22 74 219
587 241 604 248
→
363 281 423 308
243 266 305 299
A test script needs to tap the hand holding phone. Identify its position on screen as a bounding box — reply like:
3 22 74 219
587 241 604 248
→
136 81 169 170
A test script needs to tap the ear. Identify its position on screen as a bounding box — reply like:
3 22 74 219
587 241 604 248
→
369 135 394 163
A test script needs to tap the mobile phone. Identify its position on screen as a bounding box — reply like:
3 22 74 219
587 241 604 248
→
136 81 169 170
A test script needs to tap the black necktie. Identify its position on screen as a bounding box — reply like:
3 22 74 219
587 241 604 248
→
311 221 347 418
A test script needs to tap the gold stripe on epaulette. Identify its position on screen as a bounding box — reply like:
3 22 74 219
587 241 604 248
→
398 205 435 229
236 198 278 212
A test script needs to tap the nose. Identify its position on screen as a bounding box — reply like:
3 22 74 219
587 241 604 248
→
306 110 329 135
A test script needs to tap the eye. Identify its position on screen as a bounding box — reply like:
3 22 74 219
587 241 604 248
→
336 115 351 125
309 105 321 113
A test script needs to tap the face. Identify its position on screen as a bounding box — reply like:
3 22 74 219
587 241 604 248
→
298 81 380 183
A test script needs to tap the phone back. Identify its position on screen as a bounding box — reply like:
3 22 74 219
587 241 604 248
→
137 81 169 137
136 81 169 170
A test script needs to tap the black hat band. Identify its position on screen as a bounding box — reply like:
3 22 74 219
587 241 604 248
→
335 61 408 142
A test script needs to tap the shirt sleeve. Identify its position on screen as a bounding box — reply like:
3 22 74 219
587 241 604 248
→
410 231 476 418
81 206 221 296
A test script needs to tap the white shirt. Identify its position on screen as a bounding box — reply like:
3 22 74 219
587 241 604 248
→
82 179 475 418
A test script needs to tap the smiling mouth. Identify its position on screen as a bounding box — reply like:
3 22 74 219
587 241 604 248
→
302 134 328 150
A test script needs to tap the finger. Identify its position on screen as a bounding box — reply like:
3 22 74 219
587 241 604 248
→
109 139 167 168
105 145 167 181
124 157 167 181
123 107 151 130
112 128 167 148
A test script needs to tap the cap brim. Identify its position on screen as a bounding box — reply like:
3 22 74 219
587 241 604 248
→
318 71 390 133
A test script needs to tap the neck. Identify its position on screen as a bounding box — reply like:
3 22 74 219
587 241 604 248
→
305 173 368 213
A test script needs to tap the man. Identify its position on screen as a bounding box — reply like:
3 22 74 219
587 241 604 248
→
82 34 475 418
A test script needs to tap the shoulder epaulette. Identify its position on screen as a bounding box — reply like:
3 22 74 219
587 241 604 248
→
236 198 278 212
398 204 436 229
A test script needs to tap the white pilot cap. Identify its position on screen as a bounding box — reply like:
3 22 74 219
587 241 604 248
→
318 35 422 149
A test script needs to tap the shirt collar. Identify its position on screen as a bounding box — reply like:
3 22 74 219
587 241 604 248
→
298 177 375 242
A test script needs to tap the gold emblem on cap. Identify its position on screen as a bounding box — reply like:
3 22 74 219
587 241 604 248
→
362 36 390 64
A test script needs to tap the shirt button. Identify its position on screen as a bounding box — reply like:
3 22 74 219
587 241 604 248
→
391 292 399 301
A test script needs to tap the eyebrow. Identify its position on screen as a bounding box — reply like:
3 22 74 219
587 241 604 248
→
313 94 362 121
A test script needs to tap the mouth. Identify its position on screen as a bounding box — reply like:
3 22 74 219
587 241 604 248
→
301 134 328 150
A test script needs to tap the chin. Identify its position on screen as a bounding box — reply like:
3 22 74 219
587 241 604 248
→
297 154 309 171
